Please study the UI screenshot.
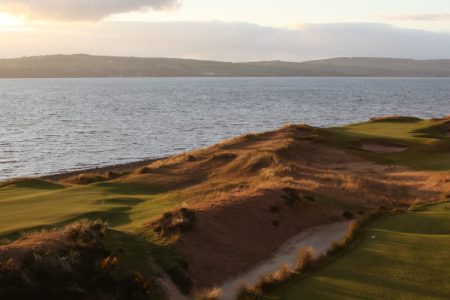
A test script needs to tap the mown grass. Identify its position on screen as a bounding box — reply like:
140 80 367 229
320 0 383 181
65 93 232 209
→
269 201 450 300
0 180 178 237
320 118 450 171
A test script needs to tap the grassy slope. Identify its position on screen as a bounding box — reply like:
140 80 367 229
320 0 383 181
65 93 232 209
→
272 201 450 300
0 179 187 286
0 116 448 293
320 117 450 171
0 181 175 237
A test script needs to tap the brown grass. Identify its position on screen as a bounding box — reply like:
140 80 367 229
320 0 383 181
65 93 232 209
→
0 220 163 299
110 123 443 287
296 247 317 271
237 264 293 299
194 286 222 300
237 284 264 300
63 171 125 184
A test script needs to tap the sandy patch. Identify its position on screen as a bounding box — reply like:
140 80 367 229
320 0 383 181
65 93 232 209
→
360 141 408 153
219 222 350 300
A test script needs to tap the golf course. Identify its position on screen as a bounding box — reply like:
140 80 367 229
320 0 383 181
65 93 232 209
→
0 116 449 299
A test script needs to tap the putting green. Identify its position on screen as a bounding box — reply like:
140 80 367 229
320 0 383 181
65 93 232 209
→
321 118 450 171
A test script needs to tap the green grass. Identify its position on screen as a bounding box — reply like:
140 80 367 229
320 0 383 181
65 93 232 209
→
0 179 188 284
320 118 450 171
0 117 448 294
270 202 450 300
0 180 182 237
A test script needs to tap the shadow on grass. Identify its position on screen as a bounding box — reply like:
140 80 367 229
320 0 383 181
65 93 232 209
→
0 179 66 190
1 205 135 241
105 229 193 295
95 181 164 195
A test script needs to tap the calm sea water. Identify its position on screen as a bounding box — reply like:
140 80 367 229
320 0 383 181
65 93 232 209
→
1 77 449 180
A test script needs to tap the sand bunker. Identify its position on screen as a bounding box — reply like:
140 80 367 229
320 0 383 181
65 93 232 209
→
219 222 349 300
360 141 408 154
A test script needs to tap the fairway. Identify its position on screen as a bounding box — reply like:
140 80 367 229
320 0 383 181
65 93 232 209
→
0 180 182 238
273 202 450 300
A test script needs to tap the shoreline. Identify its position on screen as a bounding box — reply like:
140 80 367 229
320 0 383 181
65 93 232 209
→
1 157 164 183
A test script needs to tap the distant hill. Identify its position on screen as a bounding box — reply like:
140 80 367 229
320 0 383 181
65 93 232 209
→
1 54 450 77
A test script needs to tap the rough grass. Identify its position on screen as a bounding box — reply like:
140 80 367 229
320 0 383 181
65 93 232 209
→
0 220 165 300
269 201 450 300
194 287 222 300
0 117 448 293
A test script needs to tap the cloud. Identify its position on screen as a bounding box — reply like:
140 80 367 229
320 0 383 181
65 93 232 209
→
1 21 450 61
383 14 450 21
0 0 180 21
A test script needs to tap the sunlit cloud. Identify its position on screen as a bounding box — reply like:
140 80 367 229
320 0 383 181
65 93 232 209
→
382 14 450 21
0 0 181 21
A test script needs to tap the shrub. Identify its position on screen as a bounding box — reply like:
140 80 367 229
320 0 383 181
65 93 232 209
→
64 219 107 243
66 171 124 184
296 248 316 271
194 287 222 300
0 220 162 300
152 208 197 237
327 221 361 255
237 284 264 300
258 264 293 292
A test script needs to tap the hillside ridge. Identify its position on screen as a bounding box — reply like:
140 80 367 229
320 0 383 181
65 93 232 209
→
1 54 450 77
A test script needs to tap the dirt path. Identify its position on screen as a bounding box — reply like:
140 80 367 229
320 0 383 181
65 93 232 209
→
219 221 350 300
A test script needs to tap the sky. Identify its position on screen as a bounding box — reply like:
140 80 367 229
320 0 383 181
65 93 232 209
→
0 0 450 61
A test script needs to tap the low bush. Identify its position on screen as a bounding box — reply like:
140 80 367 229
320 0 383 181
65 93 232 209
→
66 171 124 185
296 247 316 271
237 284 264 300
152 208 197 237
194 287 222 300
0 220 161 300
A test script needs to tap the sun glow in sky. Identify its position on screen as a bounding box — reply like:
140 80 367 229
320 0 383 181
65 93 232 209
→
0 0 449 60
0 12 22 27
